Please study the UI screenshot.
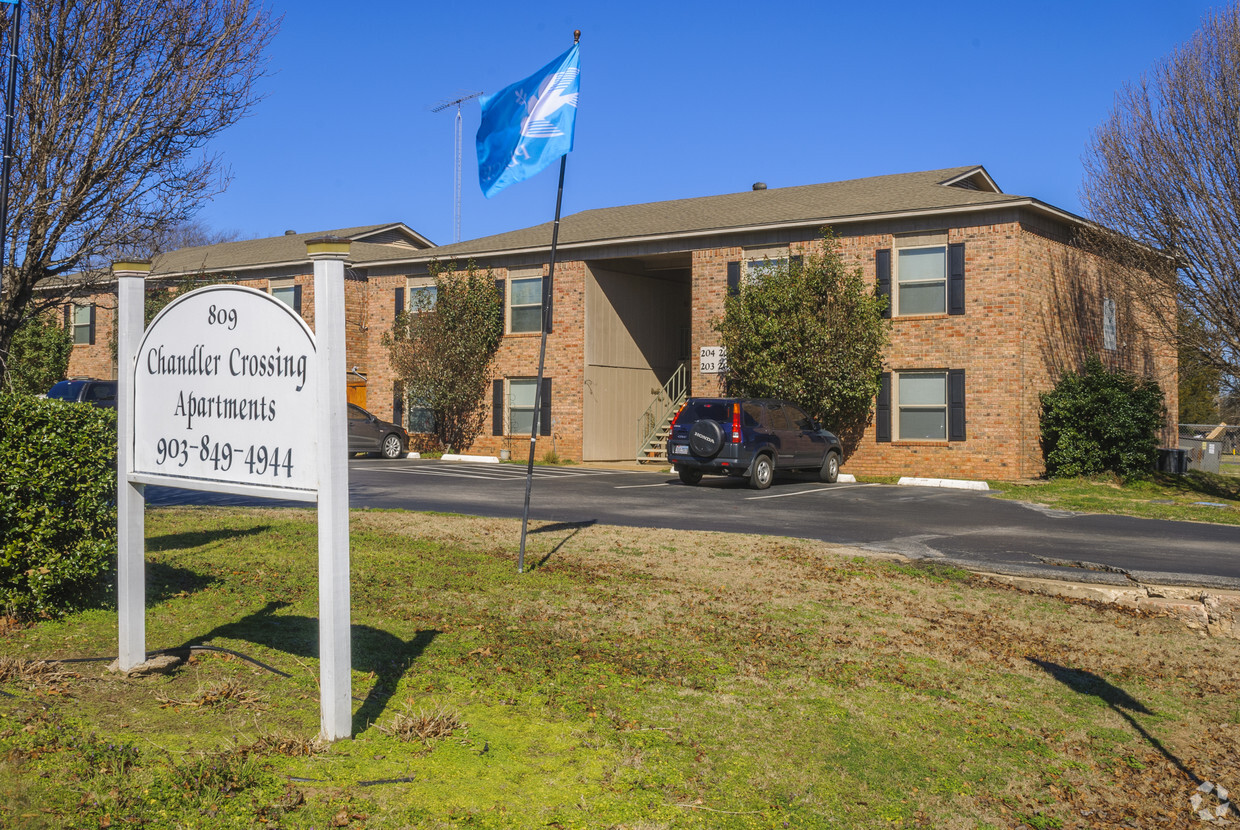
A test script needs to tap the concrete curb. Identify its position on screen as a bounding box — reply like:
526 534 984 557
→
440 453 500 464
898 476 989 491
978 571 1240 640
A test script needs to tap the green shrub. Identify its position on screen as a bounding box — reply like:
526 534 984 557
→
1039 357 1165 478
0 394 117 618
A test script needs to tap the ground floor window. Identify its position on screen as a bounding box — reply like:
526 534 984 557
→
492 377 551 436
898 371 948 440
877 369 966 443
508 379 538 435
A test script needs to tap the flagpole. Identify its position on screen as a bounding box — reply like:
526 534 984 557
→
517 153 566 574
517 29 578 574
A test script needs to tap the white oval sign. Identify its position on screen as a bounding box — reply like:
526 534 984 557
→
132 285 317 495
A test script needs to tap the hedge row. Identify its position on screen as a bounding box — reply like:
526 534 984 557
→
0 394 117 618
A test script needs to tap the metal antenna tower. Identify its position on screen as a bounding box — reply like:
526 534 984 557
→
431 91 483 243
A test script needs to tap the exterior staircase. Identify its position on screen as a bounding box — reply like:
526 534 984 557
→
635 363 687 463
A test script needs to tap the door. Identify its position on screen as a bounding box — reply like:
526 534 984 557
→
784 403 825 467
347 404 381 453
762 403 798 467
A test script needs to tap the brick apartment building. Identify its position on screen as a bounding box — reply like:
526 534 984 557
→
61 166 1177 480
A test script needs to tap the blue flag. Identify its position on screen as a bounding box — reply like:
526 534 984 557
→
476 44 579 199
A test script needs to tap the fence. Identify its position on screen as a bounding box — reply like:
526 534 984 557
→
1178 423 1240 475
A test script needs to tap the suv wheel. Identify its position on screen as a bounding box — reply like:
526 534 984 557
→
380 433 404 459
819 450 840 484
678 468 703 485
749 454 773 490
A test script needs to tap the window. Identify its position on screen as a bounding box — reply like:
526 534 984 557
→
897 371 948 440
271 283 300 313
508 379 538 434
509 276 542 333
877 239 964 317
742 246 788 286
1103 297 1117 351
407 401 435 434
70 303 94 344
896 246 947 315
410 284 437 312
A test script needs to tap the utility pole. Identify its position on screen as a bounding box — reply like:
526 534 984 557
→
0 0 21 296
431 91 483 244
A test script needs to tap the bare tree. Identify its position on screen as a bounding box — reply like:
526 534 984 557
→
1081 5 1240 398
0 0 277 376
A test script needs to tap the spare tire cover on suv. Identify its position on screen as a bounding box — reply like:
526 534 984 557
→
688 418 725 457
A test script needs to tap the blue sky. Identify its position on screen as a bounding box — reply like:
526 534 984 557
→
194 1 1221 247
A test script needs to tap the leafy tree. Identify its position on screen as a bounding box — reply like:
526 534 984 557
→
1081 6 1240 402
1040 356 1166 478
714 231 889 449
0 0 278 383
382 262 503 452
2 310 69 395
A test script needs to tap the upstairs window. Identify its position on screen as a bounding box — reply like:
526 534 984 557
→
70 303 94 344
896 246 947 315
271 282 301 314
509 276 542 333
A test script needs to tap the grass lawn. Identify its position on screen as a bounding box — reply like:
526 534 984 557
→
987 471 1240 525
2 508 1239 828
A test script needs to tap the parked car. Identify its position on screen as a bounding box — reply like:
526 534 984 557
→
348 403 409 459
667 397 842 490
46 378 118 409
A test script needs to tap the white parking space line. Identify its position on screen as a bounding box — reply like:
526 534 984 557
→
614 482 671 489
745 483 875 500
362 464 619 482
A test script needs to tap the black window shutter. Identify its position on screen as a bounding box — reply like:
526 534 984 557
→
539 378 552 436
292 285 303 315
494 278 505 303
876 372 892 443
543 273 553 334
726 261 741 296
492 379 504 436
395 287 404 319
948 369 966 441
876 249 892 319
948 242 965 316
63 303 70 330
393 382 404 428
88 304 96 344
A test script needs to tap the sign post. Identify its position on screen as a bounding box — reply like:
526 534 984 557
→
307 238 352 741
116 238 354 740
115 261 151 672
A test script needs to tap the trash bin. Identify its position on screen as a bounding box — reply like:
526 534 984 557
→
1157 447 1188 474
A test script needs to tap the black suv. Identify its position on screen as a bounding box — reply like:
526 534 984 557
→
46 378 118 409
667 398 842 490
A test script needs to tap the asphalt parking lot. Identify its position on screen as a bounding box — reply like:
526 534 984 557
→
144 457 1240 588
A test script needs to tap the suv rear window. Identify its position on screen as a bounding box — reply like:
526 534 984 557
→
47 380 87 401
677 400 760 427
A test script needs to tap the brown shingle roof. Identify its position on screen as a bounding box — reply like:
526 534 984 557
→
150 223 432 277
360 165 1040 265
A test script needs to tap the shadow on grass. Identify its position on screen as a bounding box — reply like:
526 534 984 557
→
1028 658 1202 784
147 525 273 553
179 601 438 732
529 520 596 569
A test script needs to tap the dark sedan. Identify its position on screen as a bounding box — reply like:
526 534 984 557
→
347 404 409 459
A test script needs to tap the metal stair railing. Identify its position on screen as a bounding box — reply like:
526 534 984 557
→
635 362 688 462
